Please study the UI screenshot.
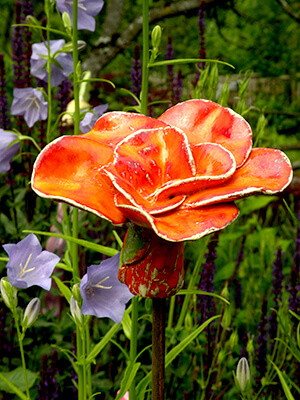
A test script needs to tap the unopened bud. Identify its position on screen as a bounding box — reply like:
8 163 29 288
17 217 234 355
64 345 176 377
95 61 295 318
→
221 305 232 329
70 295 82 324
228 330 238 350
0 278 17 309
72 283 81 303
220 283 229 299
236 357 250 392
62 11 72 32
23 298 41 330
151 25 162 50
184 312 193 331
246 335 254 355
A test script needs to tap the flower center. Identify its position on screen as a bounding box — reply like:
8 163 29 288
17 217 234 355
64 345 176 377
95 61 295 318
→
65 0 87 12
18 254 35 278
85 276 112 297
25 95 41 112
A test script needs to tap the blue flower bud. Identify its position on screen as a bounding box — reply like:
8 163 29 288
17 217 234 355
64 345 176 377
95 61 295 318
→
236 357 250 392
23 297 41 329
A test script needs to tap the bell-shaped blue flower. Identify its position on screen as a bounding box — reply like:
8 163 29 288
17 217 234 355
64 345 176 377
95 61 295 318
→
0 130 20 173
80 253 134 323
30 40 73 87
10 88 48 128
80 104 108 133
56 0 104 32
3 234 60 290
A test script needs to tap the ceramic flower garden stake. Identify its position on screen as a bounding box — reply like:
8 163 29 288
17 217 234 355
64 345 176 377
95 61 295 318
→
31 99 293 399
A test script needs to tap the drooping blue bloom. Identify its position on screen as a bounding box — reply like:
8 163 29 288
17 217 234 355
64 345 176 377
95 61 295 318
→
0 130 20 173
3 233 60 290
10 88 48 127
56 0 104 32
80 104 108 133
80 253 134 323
30 40 73 87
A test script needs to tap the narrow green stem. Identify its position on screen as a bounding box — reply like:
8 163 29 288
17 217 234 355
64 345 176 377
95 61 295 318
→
72 208 79 280
13 311 30 399
76 325 84 400
167 296 175 331
140 0 149 116
85 322 92 398
72 0 80 135
45 0 52 144
71 0 80 280
129 296 138 400
81 325 87 400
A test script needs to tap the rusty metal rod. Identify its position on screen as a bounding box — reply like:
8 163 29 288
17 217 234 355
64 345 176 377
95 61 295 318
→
152 298 166 400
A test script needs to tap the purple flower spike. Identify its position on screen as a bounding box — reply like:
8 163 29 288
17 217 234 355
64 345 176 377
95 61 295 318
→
0 130 20 173
80 253 134 323
10 88 48 127
3 233 60 290
80 104 108 133
56 0 104 32
30 40 73 87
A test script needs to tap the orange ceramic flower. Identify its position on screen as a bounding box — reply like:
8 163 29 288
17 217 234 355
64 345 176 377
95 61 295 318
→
31 100 293 297
32 99 292 242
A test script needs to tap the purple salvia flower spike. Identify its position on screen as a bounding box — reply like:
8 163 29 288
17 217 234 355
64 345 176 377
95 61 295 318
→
255 297 268 382
3 233 60 290
269 247 283 352
80 253 134 324
131 44 142 105
12 2 25 88
0 54 11 130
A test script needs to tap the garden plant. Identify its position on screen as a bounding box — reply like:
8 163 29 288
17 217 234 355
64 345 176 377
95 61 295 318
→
0 1 299 400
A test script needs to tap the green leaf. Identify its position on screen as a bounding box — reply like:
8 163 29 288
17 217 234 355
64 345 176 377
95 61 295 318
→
0 367 38 396
85 306 131 365
52 276 72 304
148 58 234 69
121 310 132 340
177 289 230 305
85 324 120 365
269 359 295 400
136 315 220 399
23 230 119 257
115 361 141 400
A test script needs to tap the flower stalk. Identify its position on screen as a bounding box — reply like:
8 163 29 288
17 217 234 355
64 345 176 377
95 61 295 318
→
152 298 166 400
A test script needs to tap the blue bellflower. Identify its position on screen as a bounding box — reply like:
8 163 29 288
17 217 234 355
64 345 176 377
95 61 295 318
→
0 130 20 173
31 40 73 87
10 88 48 128
3 233 60 290
80 104 108 133
56 0 104 32
80 253 134 323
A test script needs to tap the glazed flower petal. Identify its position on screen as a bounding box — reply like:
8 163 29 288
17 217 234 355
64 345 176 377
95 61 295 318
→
115 194 239 242
158 99 252 167
31 136 126 225
83 111 167 148
155 143 236 204
184 148 293 208
105 126 195 213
